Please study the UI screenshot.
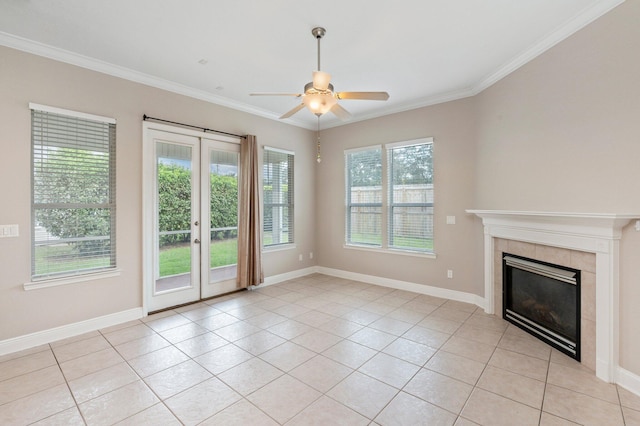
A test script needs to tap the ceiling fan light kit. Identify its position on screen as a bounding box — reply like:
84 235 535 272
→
312 71 331 91
302 82 337 116
250 27 389 121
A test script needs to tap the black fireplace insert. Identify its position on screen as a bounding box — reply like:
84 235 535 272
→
503 252 581 360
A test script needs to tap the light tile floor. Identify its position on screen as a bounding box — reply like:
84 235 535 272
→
2 274 640 425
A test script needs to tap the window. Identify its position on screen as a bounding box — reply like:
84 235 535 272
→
345 146 383 247
263 147 294 247
387 140 434 252
31 104 116 279
345 138 434 254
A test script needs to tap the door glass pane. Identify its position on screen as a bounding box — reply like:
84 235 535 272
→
155 142 193 293
209 150 238 283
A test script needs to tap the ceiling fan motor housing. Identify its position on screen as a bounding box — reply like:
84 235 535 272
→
304 82 334 93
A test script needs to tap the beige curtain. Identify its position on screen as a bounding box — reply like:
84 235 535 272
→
237 135 264 288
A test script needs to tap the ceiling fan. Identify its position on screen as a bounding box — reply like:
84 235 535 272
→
250 27 389 121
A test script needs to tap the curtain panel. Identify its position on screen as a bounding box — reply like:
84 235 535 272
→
237 135 264 288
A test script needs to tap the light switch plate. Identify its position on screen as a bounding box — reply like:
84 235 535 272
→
0 224 19 238
446 216 456 225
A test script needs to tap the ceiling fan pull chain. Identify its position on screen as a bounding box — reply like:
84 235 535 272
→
316 115 322 163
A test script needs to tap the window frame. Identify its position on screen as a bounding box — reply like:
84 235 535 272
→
28 103 117 284
386 139 434 253
344 138 435 257
345 145 383 248
262 146 295 249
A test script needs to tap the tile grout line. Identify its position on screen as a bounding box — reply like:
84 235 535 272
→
46 342 89 425
450 307 498 424
97 321 178 425
128 305 325 425
3 274 635 425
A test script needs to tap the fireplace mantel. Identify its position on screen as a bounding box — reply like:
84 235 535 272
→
467 209 639 383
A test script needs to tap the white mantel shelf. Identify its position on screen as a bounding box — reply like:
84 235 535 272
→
466 209 640 383
466 210 638 241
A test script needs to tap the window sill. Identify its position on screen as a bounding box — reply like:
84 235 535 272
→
262 243 296 253
24 269 122 291
343 244 436 259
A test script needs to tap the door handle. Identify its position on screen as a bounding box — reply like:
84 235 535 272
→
194 238 201 244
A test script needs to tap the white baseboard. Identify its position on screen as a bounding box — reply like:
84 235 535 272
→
0 266 319 356
0 307 144 357
617 367 640 397
260 266 320 287
261 265 487 310
4 266 637 398
316 266 486 309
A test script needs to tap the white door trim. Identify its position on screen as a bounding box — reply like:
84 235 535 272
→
142 121 241 314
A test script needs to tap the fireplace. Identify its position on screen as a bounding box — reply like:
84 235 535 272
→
503 253 580 360
468 210 640 382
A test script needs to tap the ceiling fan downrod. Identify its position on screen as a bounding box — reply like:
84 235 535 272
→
311 27 326 71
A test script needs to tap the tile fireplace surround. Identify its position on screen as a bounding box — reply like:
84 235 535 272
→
467 210 639 384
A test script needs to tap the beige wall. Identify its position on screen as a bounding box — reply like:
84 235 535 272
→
1 0 639 378
0 46 316 341
316 99 482 295
318 0 640 375
472 1 640 374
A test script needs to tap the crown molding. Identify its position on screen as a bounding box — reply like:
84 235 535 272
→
0 0 626 130
0 30 293 125
471 0 625 95
318 86 477 130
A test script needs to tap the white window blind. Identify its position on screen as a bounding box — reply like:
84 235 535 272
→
345 146 383 247
263 147 294 246
387 140 434 252
31 106 116 279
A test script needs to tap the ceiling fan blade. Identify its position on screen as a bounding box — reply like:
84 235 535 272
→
330 103 352 121
336 91 390 101
279 103 306 119
250 92 302 97
312 71 331 90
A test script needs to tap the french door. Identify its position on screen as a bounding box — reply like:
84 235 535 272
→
144 125 240 312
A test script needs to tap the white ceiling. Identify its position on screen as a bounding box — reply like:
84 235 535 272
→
0 0 623 129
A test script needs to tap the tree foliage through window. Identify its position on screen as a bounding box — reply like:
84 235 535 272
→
157 163 238 246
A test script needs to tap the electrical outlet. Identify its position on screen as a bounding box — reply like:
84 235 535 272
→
309 252 313 259
447 269 453 279
446 216 456 225
298 254 303 261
